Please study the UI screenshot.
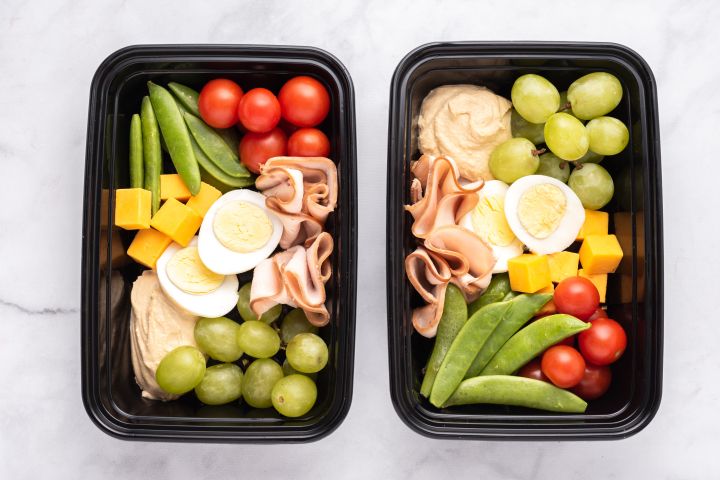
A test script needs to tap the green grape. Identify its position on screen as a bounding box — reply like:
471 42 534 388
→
280 308 318 344
511 74 560 124
536 152 570 183
243 358 284 408
282 359 318 380
237 282 281 324
544 113 589 161
271 374 317 418
568 72 623 120
155 346 206 395
286 333 329 374
489 138 539 183
568 163 615 210
194 317 243 362
586 116 629 155
511 108 545 145
574 149 604 165
237 321 280 359
194 363 243 406
557 90 570 112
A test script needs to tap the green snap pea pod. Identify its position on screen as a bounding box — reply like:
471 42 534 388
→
443 375 587 413
183 112 250 178
140 96 161 214
464 293 552 379
129 114 143 188
420 284 467 398
190 133 255 192
216 127 240 154
147 81 201 195
168 81 201 117
481 314 590 376
429 301 512 408
468 273 511 316
502 291 519 301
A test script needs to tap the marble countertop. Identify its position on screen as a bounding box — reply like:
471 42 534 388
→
1 0 716 478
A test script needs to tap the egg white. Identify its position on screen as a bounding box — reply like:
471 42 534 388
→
504 175 585 255
156 237 240 318
198 189 283 275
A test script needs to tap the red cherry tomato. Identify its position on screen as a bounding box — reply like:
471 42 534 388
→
541 345 586 388
578 317 627 366
556 335 576 347
237 88 281 133
239 127 287 174
587 307 609 322
517 358 549 383
553 277 600 321
198 79 243 129
279 76 330 127
570 364 612 400
287 128 331 157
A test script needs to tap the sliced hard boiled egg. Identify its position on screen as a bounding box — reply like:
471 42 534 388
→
198 189 283 275
156 237 239 317
504 175 585 255
460 180 524 273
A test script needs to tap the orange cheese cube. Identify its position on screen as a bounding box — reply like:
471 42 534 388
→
579 234 624 274
150 198 202 247
160 174 192 201
537 283 555 294
576 210 609 241
186 182 222 218
578 269 607 303
507 254 551 293
114 188 151 230
127 228 172 269
547 251 579 283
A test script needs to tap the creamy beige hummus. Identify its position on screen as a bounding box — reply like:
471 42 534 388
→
418 85 512 181
130 270 199 401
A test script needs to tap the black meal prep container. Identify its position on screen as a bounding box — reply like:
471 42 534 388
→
82 45 357 442
386 42 662 440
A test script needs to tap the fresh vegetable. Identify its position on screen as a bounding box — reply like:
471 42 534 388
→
148 82 201 195
571 363 612 400
286 333 329 374
236 320 281 359
198 78 244 129
140 96 162 214
129 114 144 188
541 345 586 388
168 81 201 117
481 314 590 376
155 345 206 395
467 273 510 316
578 317 627 366
183 111 249 178
420 284 468 397
190 134 255 192
517 358 549 382
511 74 560 124
237 88 281 133
271 374 317 417
194 363 243 405
278 76 330 127
242 358 284 408
587 307 608 322
553 276 600 321
193 316 243 362
237 282 281 323
443 375 587 413
287 128 331 157
239 127 287 174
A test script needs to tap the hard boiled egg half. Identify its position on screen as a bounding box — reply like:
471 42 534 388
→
504 175 585 255
461 180 524 273
156 237 239 317
198 189 283 275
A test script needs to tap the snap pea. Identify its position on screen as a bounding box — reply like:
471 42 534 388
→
183 111 250 178
481 314 590 376
468 273 511 316
429 301 512 408
464 293 552 379
129 113 143 189
168 81 201 117
140 96 161 214
190 133 255 192
147 81 201 195
502 291 519 301
420 284 467 398
443 375 587 413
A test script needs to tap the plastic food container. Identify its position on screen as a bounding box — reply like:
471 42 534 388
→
82 45 357 442
386 42 662 440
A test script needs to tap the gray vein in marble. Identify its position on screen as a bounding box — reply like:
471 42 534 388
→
0 298 78 316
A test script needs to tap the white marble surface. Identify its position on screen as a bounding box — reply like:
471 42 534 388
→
0 0 717 477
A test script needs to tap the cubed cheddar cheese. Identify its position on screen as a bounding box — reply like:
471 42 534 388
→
579 234 624 274
160 174 192 201
507 254 551 293
547 251 579 283
576 210 609 241
186 182 222 218
114 188 151 230
150 198 202 247
578 269 607 303
127 228 172 269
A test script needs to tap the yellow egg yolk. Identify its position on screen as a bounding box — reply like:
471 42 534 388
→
471 194 516 246
517 183 567 239
213 201 273 253
166 246 224 294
